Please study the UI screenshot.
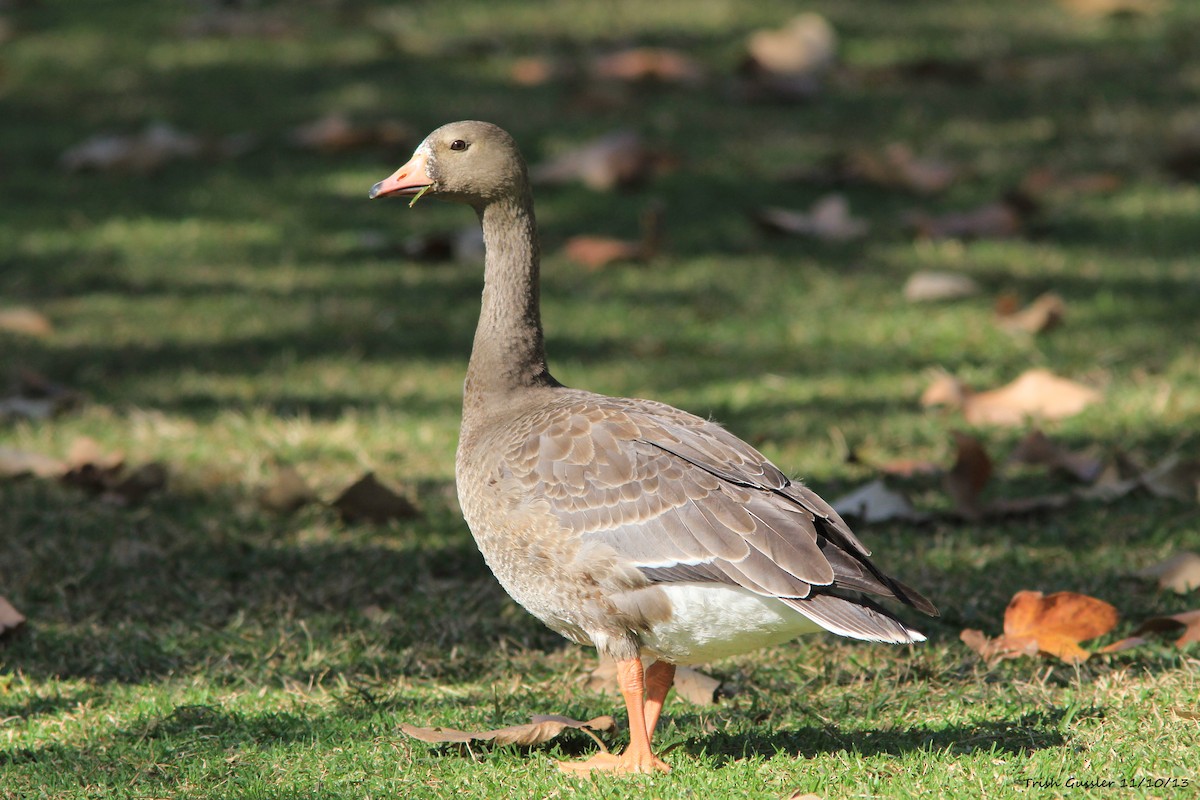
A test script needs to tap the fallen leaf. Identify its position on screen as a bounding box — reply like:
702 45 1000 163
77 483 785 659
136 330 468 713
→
332 472 419 524
960 627 1039 665
0 369 81 422
1139 454 1200 503
101 462 168 506
257 464 317 514
532 130 671 191
1020 168 1123 199
398 715 615 747
902 271 980 303
786 793 825 800
0 596 26 638
60 123 252 173
907 198 1027 241
1005 590 1119 663
562 203 664 270
0 307 53 337
922 368 1100 427
0 447 65 480
844 144 959 195
943 432 992 520
1172 707 1200 720
591 48 704 85
587 657 722 705
1128 610 1200 649
740 13 837 100
509 56 571 86
756 195 868 242
1007 429 1104 483
830 478 923 523
996 292 1066 334
1137 552 1200 594
288 114 412 153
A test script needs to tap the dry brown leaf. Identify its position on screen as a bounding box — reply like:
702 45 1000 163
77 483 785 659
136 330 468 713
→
830 478 923 523
333 472 419 524
398 715 615 747
257 464 317 515
902 271 980 303
741 13 837 101
0 596 26 638
1171 707 1200 720
591 48 704 85
563 236 643 270
509 56 571 86
289 114 411 153
1007 429 1104 483
924 368 1100 427
996 292 1066 335
1129 610 1200 649
960 627 1039 665
0 307 53 337
846 144 958 195
1004 590 1119 663
1137 552 1200 594
944 431 992 521
1020 168 1123 199
1140 454 1200 503
532 130 670 191
101 462 168 506
0 447 65 480
907 200 1025 241
756 195 868 242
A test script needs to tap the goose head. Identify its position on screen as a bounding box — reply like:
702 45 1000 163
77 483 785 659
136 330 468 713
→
369 120 528 209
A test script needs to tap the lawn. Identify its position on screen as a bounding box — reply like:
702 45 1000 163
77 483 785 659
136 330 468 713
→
1 1 1199 798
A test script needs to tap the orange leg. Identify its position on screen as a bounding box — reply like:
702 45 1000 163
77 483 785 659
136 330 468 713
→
642 660 676 740
558 657 671 774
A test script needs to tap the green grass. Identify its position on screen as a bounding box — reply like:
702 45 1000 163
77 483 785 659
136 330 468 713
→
2 1 1200 797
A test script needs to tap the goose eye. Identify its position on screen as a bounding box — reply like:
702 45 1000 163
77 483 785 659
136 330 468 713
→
449 139 467 151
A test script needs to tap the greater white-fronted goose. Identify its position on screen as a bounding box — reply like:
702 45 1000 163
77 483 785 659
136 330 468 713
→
370 121 938 774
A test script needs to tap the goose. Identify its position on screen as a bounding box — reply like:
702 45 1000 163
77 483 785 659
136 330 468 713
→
370 121 937 774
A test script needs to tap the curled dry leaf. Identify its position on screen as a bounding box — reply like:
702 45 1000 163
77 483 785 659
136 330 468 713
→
562 203 664 270
0 307 53 337
1119 610 1200 650
756 195 868 242
1137 552 1200 594
591 48 704 85
995 292 1066 335
830 478 923 524
332 472 419 524
532 130 671 191
902 271 980 303
964 590 1118 665
943 431 992 521
0 596 27 638
1007 429 1103 484
921 368 1100 427
399 715 616 747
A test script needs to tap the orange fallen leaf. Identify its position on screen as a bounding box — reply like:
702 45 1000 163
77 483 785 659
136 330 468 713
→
996 292 1066 335
1005 590 1118 663
562 203 664 270
922 368 1100 427
943 431 992 521
399 714 615 747
756 195 868 242
332 472 419 524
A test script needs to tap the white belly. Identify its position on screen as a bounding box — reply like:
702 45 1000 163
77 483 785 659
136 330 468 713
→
639 582 824 665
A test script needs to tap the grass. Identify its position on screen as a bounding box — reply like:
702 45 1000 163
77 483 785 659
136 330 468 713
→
2 0 1200 797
